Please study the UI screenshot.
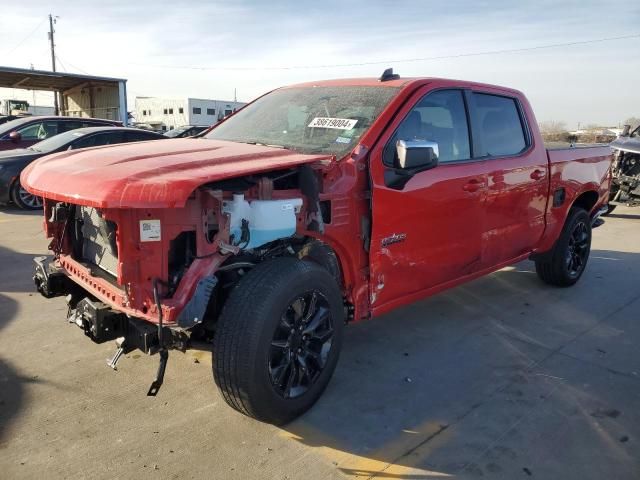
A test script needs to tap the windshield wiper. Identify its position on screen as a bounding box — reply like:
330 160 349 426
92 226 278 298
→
244 141 288 149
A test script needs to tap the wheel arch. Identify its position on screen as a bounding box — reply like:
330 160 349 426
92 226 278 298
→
296 237 344 288
570 189 599 214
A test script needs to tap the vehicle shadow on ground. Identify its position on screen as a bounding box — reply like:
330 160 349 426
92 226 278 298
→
281 250 640 479
0 205 41 216
0 293 34 442
0 245 41 293
607 212 640 220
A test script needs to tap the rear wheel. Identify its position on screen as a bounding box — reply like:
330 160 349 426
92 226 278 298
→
213 257 344 425
534 208 592 287
11 180 43 210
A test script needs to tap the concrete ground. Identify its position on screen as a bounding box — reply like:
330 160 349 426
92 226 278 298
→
0 206 639 480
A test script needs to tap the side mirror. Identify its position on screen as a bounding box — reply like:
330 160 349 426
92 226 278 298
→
621 125 631 137
396 139 439 170
9 131 21 143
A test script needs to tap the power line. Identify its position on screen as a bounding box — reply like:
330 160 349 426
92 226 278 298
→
123 32 640 72
55 55 67 72
54 54 91 75
1 17 47 57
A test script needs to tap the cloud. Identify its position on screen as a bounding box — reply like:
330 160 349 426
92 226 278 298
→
0 0 638 125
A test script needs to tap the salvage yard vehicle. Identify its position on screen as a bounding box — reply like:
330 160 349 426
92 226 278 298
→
606 124 640 213
0 127 165 209
22 70 612 425
0 115 122 151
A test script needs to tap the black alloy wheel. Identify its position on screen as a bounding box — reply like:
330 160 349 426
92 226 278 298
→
566 219 589 278
213 257 344 425
534 207 592 287
268 291 334 399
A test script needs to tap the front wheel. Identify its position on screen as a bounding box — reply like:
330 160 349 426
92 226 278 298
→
213 257 344 425
11 180 43 210
534 208 592 287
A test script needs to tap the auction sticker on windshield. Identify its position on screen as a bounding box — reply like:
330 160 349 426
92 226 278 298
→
308 117 358 130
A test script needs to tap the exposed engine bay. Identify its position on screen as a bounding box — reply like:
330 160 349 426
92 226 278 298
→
36 163 342 349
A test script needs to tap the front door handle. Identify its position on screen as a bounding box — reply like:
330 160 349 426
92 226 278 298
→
462 179 485 192
531 169 547 180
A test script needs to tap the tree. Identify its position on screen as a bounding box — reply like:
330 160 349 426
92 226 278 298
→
538 120 567 134
624 117 640 129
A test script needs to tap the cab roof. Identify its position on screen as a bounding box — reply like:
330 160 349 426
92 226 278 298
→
284 76 524 97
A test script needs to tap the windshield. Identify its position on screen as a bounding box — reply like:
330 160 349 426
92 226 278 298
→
164 126 191 138
0 117 33 137
204 86 400 156
29 129 88 152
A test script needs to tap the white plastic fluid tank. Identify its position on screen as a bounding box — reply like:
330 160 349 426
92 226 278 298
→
248 198 303 248
222 194 303 249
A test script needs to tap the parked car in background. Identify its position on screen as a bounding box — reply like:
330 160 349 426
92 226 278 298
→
163 125 209 138
1 127 164 209
0 116 122 151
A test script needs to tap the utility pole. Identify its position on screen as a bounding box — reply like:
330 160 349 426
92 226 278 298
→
48 14 59 115
30 64 36 109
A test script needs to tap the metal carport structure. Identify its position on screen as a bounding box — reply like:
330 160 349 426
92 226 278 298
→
0 66 127 125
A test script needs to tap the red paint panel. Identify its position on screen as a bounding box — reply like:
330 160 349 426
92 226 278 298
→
21 139 333 208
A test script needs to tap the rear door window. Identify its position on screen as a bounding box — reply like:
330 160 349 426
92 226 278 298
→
72 134 100 149
473 93 527 157
123 131 159 142
93 131 124 146
58 120 84 133
73 132 124 149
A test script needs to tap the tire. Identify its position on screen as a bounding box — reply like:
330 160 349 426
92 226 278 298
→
10 180 43 210
213 257 344 425
534 208 592 287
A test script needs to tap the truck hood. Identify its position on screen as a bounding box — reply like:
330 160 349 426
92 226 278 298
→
21 138 333 208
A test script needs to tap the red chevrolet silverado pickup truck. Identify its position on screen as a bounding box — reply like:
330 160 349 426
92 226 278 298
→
22 70 612 424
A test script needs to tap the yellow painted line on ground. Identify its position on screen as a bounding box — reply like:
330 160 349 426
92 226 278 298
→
279 418 453 478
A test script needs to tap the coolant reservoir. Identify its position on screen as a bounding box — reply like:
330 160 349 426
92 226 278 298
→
222 194 303 249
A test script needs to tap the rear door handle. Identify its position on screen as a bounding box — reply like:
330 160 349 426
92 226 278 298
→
462 179 485 192
531 169 547 180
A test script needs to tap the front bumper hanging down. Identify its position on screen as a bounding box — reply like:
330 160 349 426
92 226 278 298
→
32 256 172 395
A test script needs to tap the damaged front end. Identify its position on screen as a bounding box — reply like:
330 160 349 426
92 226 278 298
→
609 126 640 209
32 164 334 395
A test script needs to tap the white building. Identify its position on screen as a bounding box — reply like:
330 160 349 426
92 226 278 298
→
134 97 246 131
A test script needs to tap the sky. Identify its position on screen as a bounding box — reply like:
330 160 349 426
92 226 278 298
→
0 0 638 127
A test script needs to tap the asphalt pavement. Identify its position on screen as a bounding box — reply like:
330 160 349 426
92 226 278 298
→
1 205 639 479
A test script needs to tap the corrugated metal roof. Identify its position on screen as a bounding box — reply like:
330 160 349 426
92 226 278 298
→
0 66 126 92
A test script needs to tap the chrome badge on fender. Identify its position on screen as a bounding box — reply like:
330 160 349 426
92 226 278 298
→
381 233 407 247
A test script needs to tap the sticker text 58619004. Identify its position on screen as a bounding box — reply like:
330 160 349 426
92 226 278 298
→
308 117 358 130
